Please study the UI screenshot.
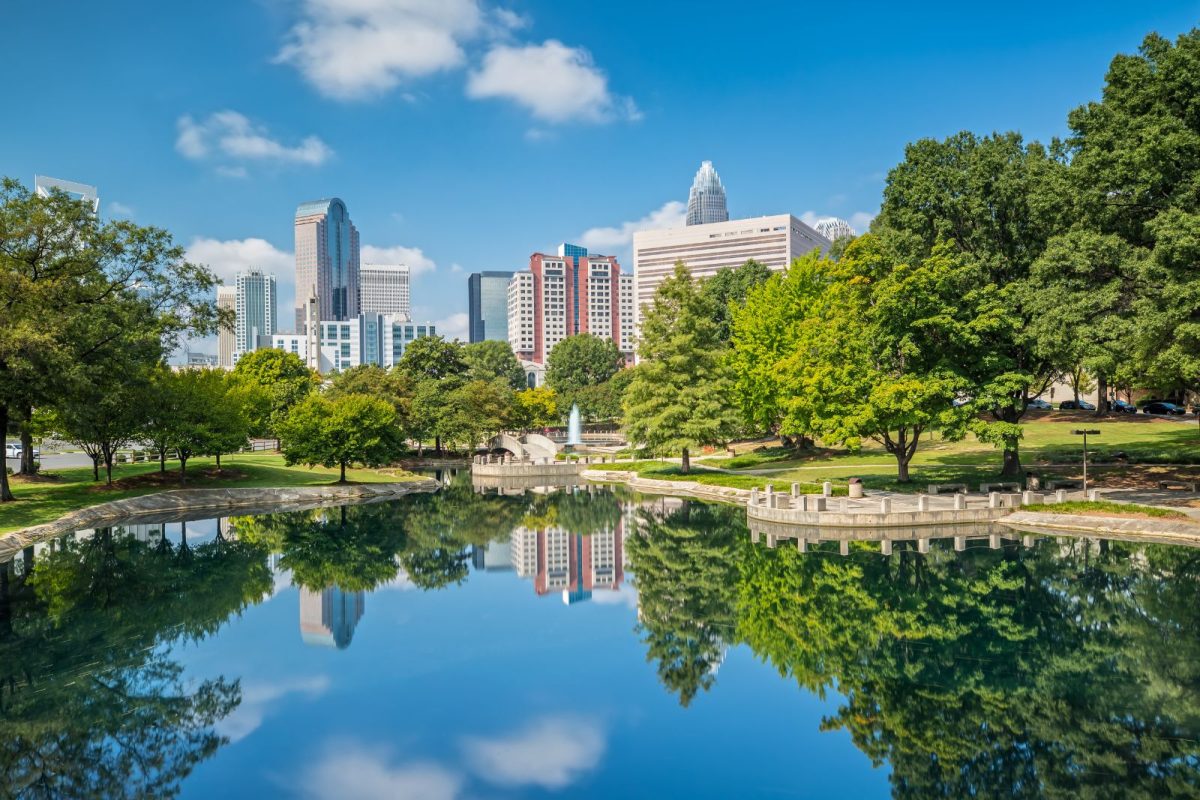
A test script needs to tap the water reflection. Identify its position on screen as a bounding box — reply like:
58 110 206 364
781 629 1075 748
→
2 477 1199 798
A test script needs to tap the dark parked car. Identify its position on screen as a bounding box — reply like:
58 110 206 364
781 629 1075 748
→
1142 401 1186 415
1027 398 1052 411
1059 400 1096 411
1110 399 1137 414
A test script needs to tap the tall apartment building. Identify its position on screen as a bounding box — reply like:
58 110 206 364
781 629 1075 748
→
233 270 277 363
632 214 831 312
294 198 360 331
360 263 411 318
216 285 236 368
272 314 436 374
507 244 635 365
468 271 515 343
686 160 729 226
509 512 625 605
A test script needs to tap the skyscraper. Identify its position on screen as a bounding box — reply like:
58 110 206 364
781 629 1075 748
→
507 244 634 365
216 285 236 369
294 198 360 331
234 270 277 363
299 586 365 649
468 271 515 343
685 161 729 226
34 175 99 214
360 263 411 318
814 217 856 242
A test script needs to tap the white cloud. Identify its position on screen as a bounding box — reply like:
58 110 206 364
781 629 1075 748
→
361 244 437 278
467 40 637 124
434 312 469 342
463 716 605 790
216 165 249 179
589 583 639 610
275 0 488 100
107 201 134 218
849 210 877 232
176 111 332 168
579 200 685 254
216 675 330 743
300 744 462 800
185 236 295 285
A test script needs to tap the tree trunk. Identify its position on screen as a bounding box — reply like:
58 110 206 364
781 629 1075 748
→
1001 442 1022 477
104 455 114 486
216 452 222 471
1096 374 1108 416
91 454 100 482
179 455 188 484
340 461 347 483
681 447 690 475
19 406 34 475
159 448 167 473
435 436 442 455
897 455 911 483
0 403 13 502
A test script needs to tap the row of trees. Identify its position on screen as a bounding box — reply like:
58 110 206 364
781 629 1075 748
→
622 30 1200 478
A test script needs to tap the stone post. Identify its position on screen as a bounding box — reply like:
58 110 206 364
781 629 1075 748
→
880 539 893 556
954 494 966 511
749 487 759 506
750 529 760 544
791 482 800 499
954 535 966 552
917 495 930 512
823 481 833 497
1055 489 1067 504
918 538 929 554
989 533 1002 550
811 496 827 512
1021 490 1041 505
797 538 807 553
1022 534 1035 548
766 534 776 549
988 492 1001 509
879 497 891 514
839 540 850 557
1087 488 1100 501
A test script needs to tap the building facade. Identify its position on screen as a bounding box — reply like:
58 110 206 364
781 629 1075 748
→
34 175 99 214
272 314 436 374
814 217 856 242
507 244 635 365
632 214 831 312
294 198 360 331
216 285 236 369
360 263 411 318
468 270 515 343
510 508 626 605
234 270 277 364
686 161 729 226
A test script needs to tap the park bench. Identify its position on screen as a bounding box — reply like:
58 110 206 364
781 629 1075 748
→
980 482 1020 493
1158 480 1199 492
1046 479 1083 490
927 483 967 495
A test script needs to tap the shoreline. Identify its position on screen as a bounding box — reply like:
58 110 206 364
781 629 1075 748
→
0 480 440 563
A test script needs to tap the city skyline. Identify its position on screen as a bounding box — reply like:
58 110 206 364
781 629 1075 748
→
6 3 1196 349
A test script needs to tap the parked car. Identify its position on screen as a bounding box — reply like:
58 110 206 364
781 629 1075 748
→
1027 398 1052 410
1142 401 1187 415
1110 399 1137 413
4 443 39 458
1059 400 1096 411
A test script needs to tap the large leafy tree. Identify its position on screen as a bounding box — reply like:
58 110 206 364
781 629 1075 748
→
398 335 467 454
700 259 773 342
278 393 404 482
462 339 526 390
513 386 559 430
396 334 466 382
545 333 623 411
51 368 152 485
327 364 414 429
874 132 1072 475
230 349 317 441
166 369 250 481
0 178 220 500
776 237 973 482
623 264 741 473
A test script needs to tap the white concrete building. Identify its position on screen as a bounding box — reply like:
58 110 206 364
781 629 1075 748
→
271 314 436 374
34 175 99 214
360 263 411 319
234 271 277 364
216 286 236 369
632 214 831 313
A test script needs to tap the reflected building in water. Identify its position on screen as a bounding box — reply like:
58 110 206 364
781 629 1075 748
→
299 587 365 649
510 519 625 605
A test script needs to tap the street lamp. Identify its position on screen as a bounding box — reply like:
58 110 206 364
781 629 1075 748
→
1072 429 1101 492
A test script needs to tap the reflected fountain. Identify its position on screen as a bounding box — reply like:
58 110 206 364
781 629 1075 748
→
566 403 582 449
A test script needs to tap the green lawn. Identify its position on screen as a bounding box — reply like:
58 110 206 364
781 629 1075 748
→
0 453 420 535
1021 500 1192 521
597 460 845 493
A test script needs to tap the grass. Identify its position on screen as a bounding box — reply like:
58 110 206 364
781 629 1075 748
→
593 460 845 493
0 452 421 535
1021 500 1192 521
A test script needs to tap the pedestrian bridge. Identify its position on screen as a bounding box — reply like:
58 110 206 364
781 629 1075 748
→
487 433 559 461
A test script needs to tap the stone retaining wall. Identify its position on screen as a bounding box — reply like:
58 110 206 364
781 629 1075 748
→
748 502 1012 529
0 480 439 563
1002 511 1200 546
581 470 752 504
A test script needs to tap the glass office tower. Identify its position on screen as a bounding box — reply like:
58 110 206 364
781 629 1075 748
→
685 160 729 226
468 270 515 343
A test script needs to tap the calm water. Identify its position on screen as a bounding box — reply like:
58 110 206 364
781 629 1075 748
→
2 474 1199 799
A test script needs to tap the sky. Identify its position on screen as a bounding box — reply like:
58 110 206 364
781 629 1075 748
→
5 1 1199 351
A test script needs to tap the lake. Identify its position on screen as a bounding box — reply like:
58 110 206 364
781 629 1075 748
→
2 473 1198 798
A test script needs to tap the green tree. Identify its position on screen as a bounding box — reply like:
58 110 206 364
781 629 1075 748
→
327 364 414 428
571 368 633 423
230 349 317 441
623 264 741 472
278 393 404 482
776 237 973 481
875 132 1072 475
396 334 466 382
462 339 526 390
513 386 559 430
700 259 773 342
51 364 153 484
439 379 513 452
0 178 220 500
545 333 623 410
168 369 249 481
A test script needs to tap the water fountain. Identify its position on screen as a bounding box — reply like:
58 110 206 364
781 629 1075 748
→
566 404 582 449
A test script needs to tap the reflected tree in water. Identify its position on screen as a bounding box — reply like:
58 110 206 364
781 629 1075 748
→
736 538 1200 798
0 528 271 798
625 500 744 706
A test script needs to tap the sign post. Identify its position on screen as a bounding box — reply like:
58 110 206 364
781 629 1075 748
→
1072 429 1101 492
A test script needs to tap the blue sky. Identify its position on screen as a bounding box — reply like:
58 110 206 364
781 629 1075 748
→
5 1 1199 348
